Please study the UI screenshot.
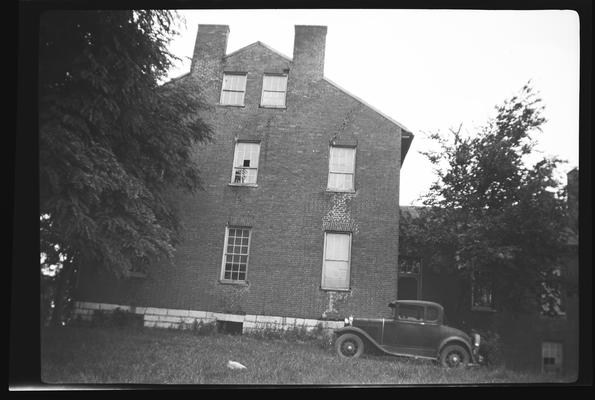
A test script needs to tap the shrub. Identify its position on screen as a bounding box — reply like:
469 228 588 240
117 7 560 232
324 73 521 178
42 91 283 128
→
187 319 218 336
477 329 504 367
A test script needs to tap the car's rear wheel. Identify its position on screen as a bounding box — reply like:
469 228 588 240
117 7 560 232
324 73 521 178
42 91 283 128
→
440 344 470 368
336 333 364 359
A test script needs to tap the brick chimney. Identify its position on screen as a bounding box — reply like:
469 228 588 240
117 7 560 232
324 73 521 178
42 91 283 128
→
292 25 327 82
191 25 229 75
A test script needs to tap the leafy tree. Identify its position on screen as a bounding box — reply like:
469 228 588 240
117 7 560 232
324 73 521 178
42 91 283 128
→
39 10 212 323
400 83 573 314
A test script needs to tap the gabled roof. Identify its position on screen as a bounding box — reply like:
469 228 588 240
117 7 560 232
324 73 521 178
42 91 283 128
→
224 41 292 62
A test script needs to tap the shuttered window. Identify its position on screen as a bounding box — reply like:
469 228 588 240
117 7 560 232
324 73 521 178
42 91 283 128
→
328 146 356 191
220 73 247 106
261 74 288 107
321 232 351 290
542 342 563 374
220 227 251 283
231 142 260 185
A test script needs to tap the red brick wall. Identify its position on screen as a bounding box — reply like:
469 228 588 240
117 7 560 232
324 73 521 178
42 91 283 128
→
77 27 405 321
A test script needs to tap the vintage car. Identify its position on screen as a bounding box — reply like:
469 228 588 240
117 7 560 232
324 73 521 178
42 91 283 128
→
334 300 481 367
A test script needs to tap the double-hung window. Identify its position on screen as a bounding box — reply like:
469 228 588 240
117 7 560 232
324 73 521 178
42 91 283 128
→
261 74 288 108
321 232 352 290
542 342 563 374
220 73 247 106
328 146 356 191
221 226 251 283
231 142 260 185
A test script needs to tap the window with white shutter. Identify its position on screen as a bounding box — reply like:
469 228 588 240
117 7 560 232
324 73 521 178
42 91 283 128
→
231 142 260 185
328 146 356 192
220 73 247 106
321 232 352 290
260 74 288 108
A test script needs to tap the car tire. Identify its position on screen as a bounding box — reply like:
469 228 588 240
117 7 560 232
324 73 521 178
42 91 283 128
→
336 333 365 359
440 344 470 368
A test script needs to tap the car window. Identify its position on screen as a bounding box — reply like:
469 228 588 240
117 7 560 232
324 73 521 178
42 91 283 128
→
426 306 440 322
397 304 424 321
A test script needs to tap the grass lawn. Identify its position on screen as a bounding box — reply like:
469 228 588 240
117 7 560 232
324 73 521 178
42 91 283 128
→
41 326 571 385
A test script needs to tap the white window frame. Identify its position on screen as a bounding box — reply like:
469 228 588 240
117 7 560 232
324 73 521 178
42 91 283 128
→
230 141 261 186
220 226 251 283
260 74 288 108
321 231 352 291
542 341 563 374
327 145 356 192
220 73 247 106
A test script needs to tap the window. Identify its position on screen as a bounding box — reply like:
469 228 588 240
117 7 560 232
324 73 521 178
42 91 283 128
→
261 74 288 108
426 306 440 322
327 146 356 191
321 232 351 290
397 304 424 321
471 270 495 311
220 73 247 106
542 342 563 374
231 142 260 185
220 227 251 283
398 256 422 300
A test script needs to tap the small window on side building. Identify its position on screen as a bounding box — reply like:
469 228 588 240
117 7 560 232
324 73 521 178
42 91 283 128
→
542 341 563 374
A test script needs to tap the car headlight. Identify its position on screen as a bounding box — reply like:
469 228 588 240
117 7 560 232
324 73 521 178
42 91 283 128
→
344 315 353 326
473 333 481 347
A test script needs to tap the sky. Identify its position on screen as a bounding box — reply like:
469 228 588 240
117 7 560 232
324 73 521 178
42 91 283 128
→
166 9 580 205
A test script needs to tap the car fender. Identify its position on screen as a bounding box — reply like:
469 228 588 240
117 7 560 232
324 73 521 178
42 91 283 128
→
438 336 474 360
334 326 386 353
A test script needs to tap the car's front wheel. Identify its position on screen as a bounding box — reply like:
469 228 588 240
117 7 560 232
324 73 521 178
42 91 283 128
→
336 333 364 359
440 344 470 368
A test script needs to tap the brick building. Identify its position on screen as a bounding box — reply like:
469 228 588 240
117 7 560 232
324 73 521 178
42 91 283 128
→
74 25 414 333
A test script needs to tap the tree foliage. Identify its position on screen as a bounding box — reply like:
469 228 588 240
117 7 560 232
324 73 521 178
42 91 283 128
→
400 83 573 314
39 10 212 279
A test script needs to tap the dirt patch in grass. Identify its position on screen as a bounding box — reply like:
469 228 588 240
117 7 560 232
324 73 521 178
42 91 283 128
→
41 326 573 385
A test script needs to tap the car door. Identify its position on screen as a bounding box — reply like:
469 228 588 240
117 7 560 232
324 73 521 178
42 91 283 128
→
382 303 428 356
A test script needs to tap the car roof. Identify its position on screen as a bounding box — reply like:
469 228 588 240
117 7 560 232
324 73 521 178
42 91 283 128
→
388 300 444 310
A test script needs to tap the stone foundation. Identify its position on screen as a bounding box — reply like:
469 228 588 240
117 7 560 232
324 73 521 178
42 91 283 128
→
73 301 343 336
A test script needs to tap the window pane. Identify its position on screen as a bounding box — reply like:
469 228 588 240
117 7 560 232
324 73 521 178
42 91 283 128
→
325 233 350 261
328 173 353 191
329 147 355 173
223 74 246 91
263 75 287 91
261 91 286 106
398 305 424 321
426 307 439 321
322 260 350 289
